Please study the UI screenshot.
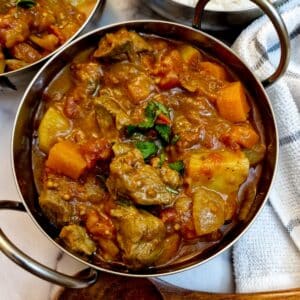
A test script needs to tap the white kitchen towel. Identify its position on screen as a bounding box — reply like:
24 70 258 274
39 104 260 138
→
232 0 300 292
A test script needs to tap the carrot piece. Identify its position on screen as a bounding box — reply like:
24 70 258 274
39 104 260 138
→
230 124 259 148
199 61 227 80
216 82 250 122
46 141 87 180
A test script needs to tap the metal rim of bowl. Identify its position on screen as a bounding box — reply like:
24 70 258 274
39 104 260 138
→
143 0 288 31
161 0 286 13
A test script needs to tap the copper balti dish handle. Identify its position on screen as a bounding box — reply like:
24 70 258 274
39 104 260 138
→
0 200 98 288
193 0 290 87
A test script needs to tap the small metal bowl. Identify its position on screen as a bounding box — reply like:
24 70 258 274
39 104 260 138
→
143 0 286 31
0 0 106 79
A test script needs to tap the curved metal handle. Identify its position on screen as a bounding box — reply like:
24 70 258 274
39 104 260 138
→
193 0 290 87
0 200 98 288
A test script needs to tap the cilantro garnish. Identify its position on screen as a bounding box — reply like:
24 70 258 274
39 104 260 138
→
16 0 36 8
155 124 171 143
168 160 184 173
135 141 158 159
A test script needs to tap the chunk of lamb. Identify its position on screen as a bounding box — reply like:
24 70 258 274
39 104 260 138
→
160 164 183 189
60 225 96 255
0 8 31 48
110 205 165 268
39 173 107 226
94 89 131 129
39 188 73 227
103 62 154 104
173 115 201 150
94 27 152 59
179 70 225 102
63 62 102 118
94 89 131 141
10 42 42 63
106 143 174 206
70 62 102 95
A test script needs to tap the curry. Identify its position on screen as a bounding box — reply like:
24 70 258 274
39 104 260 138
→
32 28 266 269
0 0 96 73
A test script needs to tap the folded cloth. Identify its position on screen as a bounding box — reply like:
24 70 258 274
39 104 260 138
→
232 0 300 292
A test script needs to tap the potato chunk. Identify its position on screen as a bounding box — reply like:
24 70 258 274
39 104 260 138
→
178 44 202 68
5 59 27 71
38 107 70 153
186 149 249 194
199 61 227 80
192 188 225 236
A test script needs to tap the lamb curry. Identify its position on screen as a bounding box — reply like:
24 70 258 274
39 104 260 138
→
32 28 266 269
0 0 96 73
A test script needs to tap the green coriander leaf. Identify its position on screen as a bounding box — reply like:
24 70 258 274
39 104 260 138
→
127 125 138 136
171 134 180 145
145 101 157 119
154 101 170 117
166 186 179 194
16 0 36 8
133 101 171 131
158 152 166 168
168 160 184 173
138 117 155 129
137 102 156 128
135 141 158 160
155 124 171 143
128 102 171 139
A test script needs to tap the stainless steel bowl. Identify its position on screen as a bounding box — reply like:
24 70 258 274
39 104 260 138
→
0 0 106 79
0 0 290 289
143 0 287 31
